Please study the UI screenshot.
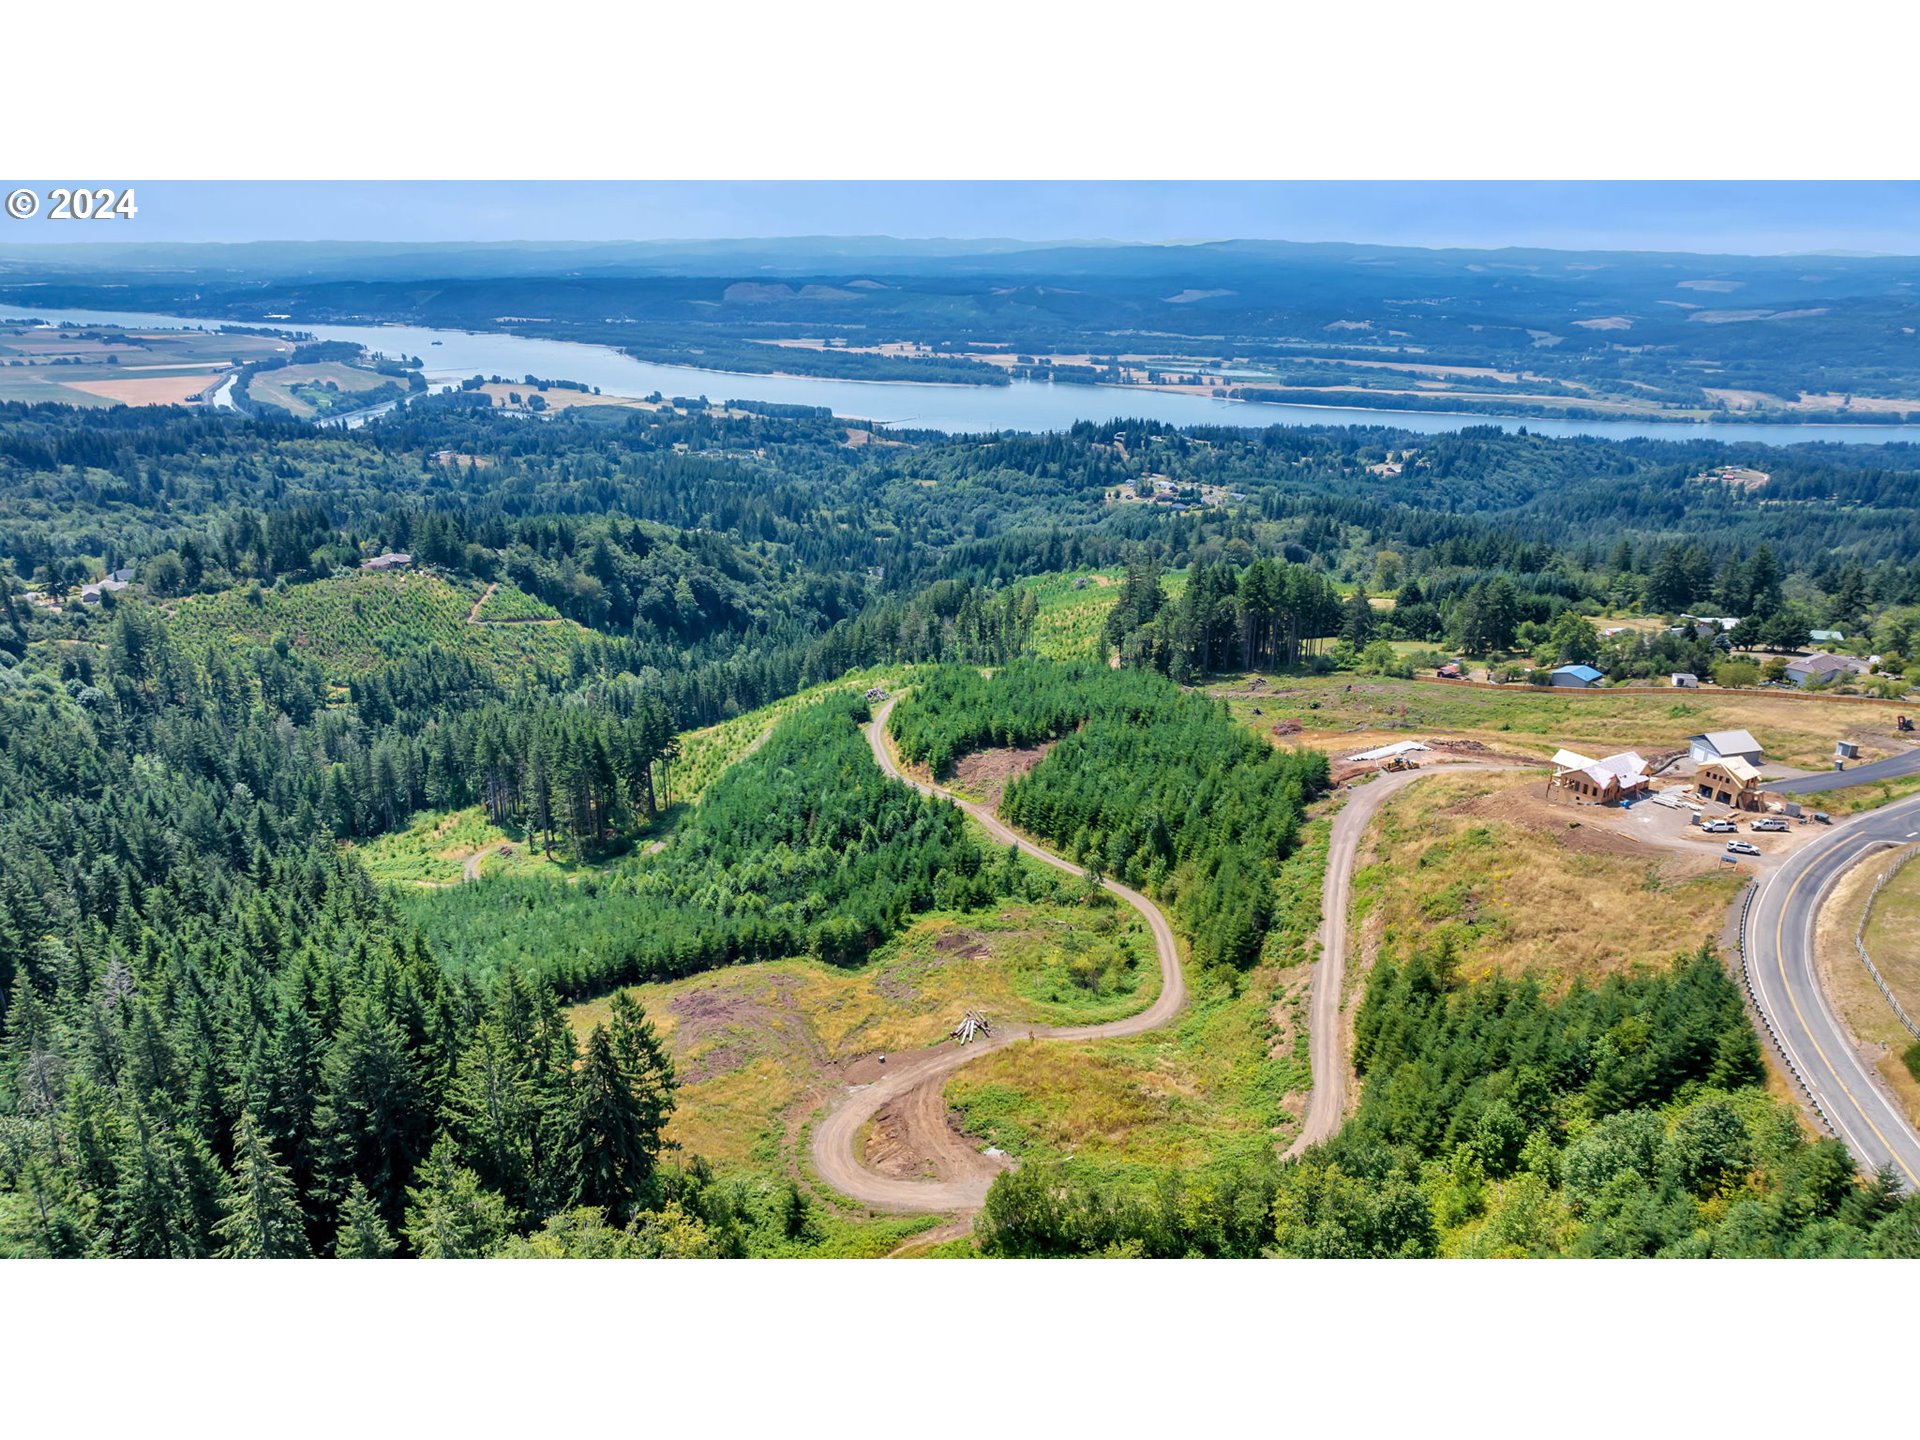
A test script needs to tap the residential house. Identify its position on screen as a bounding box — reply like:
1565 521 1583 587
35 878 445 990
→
1784 651 1870 687
1696 756 1766 810
361 552 413 572
1551 748 1652 804
1549 663 1605 688
77 573 132 605
1809 629 1846 644
1687 729 1764 767
1683 614 1741 635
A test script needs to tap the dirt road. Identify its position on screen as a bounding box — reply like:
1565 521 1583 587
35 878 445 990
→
806 699 1186 1214
466 580 561 626
462 841 510 883
1285 761 1513 1158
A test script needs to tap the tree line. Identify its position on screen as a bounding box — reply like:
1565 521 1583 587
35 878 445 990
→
974 944 1920 1257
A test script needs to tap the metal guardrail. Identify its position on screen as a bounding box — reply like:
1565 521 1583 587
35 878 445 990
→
1736 877 1839 1137
1855 848 1920 1044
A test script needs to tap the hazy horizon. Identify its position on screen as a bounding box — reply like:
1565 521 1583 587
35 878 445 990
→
5 181 1920 258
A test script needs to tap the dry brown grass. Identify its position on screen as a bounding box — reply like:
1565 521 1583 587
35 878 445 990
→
1861 850 1920 1030
1351 771 1747 993
564 904 1157 1168
1214 674 1911 771
1816 847 1920 1128
476 383 651 412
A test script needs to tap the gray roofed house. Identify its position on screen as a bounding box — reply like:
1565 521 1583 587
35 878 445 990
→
1687 729 1764 766
77 573 133 604
1784 651 1869 687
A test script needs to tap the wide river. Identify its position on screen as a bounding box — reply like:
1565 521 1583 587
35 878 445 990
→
10 304 1920 446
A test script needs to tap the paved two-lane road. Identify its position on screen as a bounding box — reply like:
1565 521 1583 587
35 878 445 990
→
1744 791 1920 1189
1771 745 1920 796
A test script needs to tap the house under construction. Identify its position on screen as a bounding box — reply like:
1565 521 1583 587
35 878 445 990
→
1551 748 1652 804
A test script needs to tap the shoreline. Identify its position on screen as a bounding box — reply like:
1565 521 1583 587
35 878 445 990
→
11 303 1920 441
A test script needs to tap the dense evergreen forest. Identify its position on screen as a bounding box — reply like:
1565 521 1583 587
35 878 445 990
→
8 394 1920 1257
413 693 1022 996
891 663 1329 969
977 947 1920 1257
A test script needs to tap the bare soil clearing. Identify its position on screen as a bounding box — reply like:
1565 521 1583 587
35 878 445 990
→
947 741 1054 807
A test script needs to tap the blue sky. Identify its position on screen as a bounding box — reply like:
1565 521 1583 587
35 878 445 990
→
9 181 1920 255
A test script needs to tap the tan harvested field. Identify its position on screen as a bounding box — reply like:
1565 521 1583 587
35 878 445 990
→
1817 847 1920 1127
1794 392 1920 414
63 373 224 405
0 320 291 407
1706 386 1920 415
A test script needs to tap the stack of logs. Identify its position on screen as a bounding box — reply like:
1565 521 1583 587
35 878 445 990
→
950 1010 992 1045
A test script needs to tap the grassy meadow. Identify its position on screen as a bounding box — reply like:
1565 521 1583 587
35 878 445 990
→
1018 566 1188 660
945 817 1328 1196
558 884 1159 1253
667 663 910 805
348 805 597 887
246 360 400 417
1348 770 1746 993
1210 673 1910 770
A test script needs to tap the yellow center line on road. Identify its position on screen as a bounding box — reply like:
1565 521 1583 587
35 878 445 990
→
1771 843 1919 1187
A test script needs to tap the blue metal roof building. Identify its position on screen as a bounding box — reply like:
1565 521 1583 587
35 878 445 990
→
1549 663 1605 687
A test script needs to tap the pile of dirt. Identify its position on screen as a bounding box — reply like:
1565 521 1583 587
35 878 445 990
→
860 1104 938 1181
860 1087 1007 1186
949 741 1055 807
931 928 989 958
1429 738 1541 765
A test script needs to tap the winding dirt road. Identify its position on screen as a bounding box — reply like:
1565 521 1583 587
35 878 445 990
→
812 705 1514 1213
807 699 1186 1213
